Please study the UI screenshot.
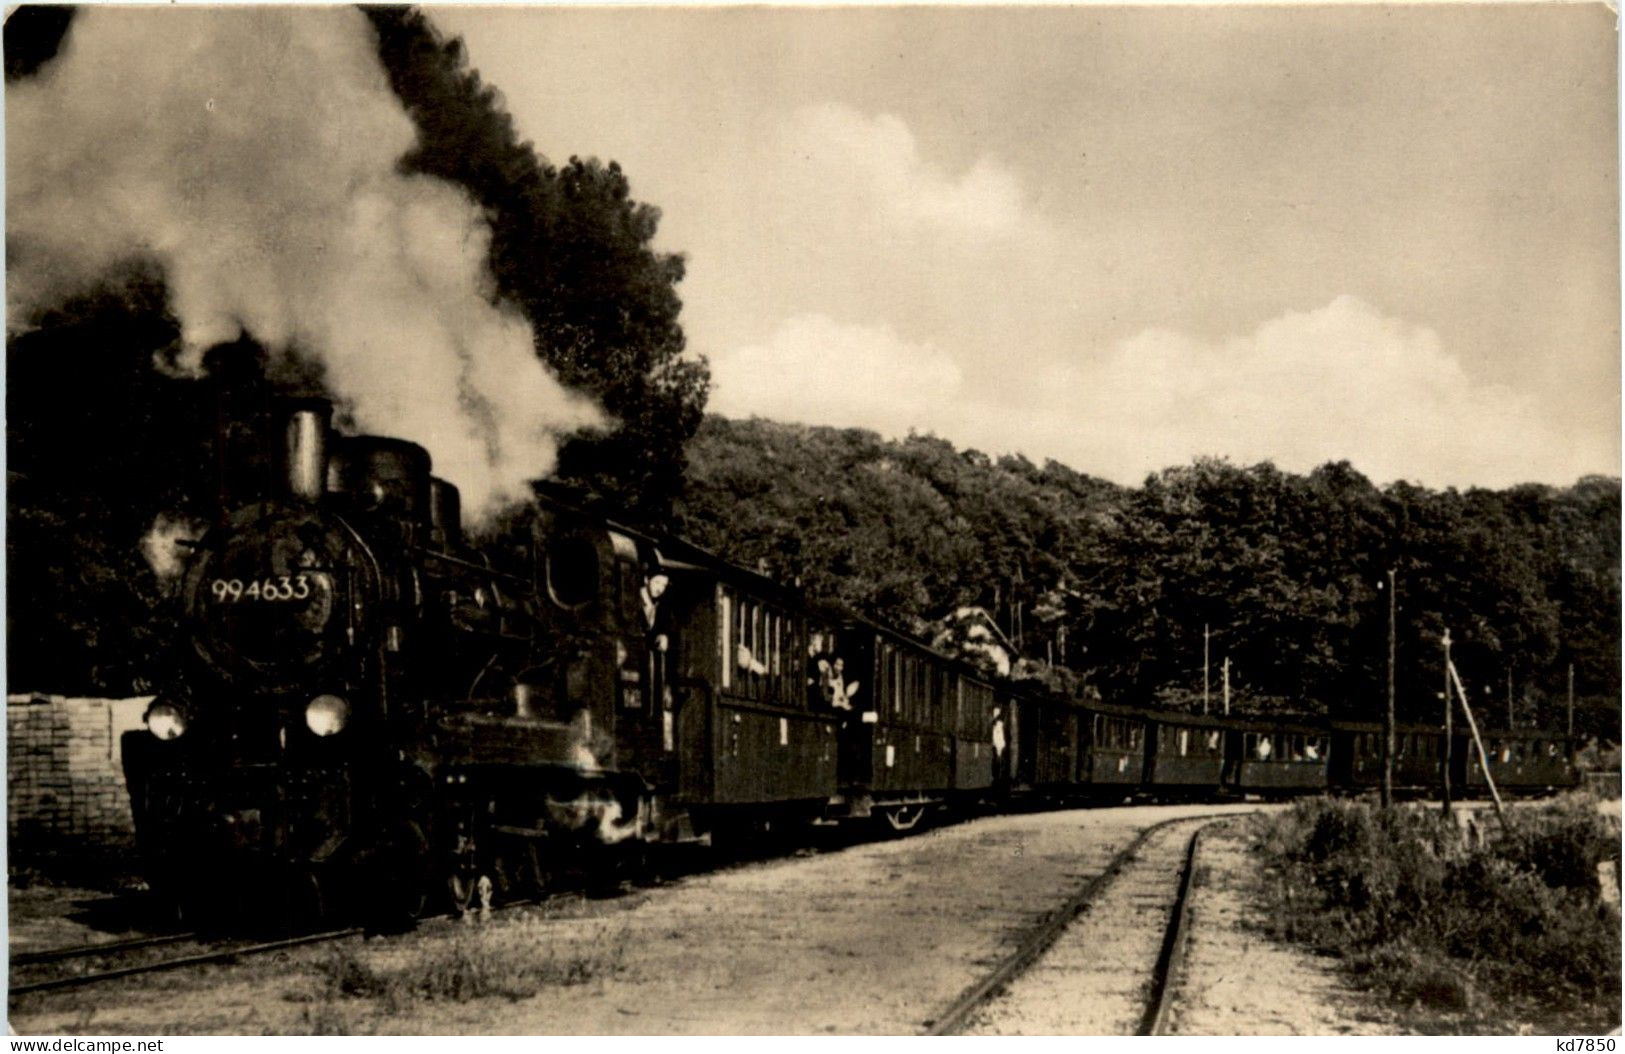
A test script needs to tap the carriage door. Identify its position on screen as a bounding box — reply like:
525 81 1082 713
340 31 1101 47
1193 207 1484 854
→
832 633 873 789
607 533 667 787
1221 730 1243 789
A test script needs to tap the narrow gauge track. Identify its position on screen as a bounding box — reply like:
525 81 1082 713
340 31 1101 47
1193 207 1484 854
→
10 927 365 998
1139 825 1204 1036
13 931 201 968
925 814 1213 1036
7 832 817 1001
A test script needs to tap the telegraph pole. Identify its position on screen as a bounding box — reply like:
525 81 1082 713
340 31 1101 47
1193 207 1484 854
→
1383 569 1395 810
1203 624 1210 715
1441 629 1453 816
1222 656 1231 716
1567 663 1575 737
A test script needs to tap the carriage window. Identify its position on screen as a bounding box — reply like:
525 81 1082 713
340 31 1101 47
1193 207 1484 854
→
719 593 732 689
546 536 599 608
1206 730 1221 753
725 596 801 704
1177 729 1189 757
752 607 764 689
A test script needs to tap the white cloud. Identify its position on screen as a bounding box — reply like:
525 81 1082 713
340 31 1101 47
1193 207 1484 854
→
1059 295 1603 487
784 104 1030 238
712 297 1612 490
708 314 962 435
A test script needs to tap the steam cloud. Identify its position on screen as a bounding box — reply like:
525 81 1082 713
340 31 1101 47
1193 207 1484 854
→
7 8 603 518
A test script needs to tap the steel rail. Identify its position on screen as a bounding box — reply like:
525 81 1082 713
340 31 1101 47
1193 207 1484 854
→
1138 825 1205 1036
10 927 365 997
922 812 1223 1036
12 931 200 968
8 886 568 1000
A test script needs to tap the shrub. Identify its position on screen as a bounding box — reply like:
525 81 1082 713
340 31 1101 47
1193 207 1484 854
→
1256 797 1620 1031
314 925 627 1010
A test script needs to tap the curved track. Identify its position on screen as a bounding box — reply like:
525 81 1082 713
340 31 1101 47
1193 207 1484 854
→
926 814 1212 1036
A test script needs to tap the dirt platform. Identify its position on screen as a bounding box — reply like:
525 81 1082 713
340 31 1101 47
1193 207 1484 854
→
12 803 1267 1035
1166 818 1398 1035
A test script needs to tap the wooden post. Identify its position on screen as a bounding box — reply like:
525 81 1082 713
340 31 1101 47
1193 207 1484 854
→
1383 569 1396 810
1203 624 1210 715
1222 656 1231 716
1441 629 1453 816
1450 660 1508 830
1568 663 1575 737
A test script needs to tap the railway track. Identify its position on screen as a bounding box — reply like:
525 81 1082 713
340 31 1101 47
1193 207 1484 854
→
925 814 1213 1036
10 926 367 997
8 882 601 1001
6 835 805 1003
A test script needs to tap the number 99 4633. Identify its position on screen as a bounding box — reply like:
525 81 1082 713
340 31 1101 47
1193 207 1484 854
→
210 575 313 603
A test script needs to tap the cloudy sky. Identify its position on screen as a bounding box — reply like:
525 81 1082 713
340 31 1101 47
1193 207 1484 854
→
433 4 1618 490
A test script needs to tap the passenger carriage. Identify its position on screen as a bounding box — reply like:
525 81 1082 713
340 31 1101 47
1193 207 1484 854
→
1466 729 1581 796
1222 715 1328 797
661 557 842 833
826 619 999 829
1080 703 1148 798
1143 710 1228 799
1327 719 1451 797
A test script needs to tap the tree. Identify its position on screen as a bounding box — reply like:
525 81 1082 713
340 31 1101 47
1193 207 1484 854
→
6 271 206 694
364 7 708 520
5 8 709 691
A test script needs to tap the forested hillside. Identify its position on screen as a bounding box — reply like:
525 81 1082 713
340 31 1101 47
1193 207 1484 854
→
677 416 1621 739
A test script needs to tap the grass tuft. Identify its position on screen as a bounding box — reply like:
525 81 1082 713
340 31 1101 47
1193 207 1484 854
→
308 922 628 1027
1254 795 1620 1033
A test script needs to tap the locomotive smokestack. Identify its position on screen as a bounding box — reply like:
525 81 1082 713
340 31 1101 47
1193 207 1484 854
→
428 477 463 550
283 399 331 503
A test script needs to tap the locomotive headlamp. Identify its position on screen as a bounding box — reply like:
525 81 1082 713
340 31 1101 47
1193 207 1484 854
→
146 702 188 741
305 694 350 737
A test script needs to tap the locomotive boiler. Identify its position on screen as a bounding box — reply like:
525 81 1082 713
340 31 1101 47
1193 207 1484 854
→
122 397 672 925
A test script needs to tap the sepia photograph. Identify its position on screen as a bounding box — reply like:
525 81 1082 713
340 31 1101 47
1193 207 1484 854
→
4 1 1620 1038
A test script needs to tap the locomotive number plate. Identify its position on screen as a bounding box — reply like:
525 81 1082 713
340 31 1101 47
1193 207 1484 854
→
210 575 315 603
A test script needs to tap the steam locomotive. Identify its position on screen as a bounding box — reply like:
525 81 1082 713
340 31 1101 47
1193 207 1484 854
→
121 397 1582 927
